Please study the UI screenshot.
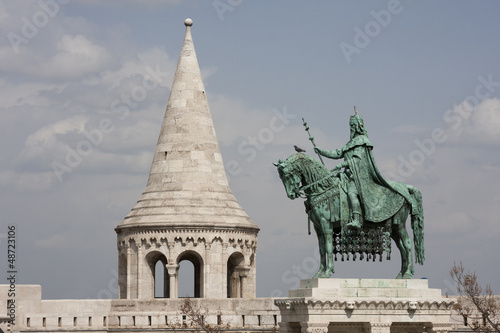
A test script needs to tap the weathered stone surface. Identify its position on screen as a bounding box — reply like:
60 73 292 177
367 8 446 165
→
116 20 258 231
276 279 456 333
4 285 279 332
114 19 259 299
291 278 440 298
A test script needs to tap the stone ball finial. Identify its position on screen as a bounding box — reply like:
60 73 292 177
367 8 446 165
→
184 18 193 27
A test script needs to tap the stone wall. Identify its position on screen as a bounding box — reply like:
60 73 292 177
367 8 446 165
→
1 285 279 333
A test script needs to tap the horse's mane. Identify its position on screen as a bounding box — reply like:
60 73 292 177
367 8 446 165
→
287 153 336 193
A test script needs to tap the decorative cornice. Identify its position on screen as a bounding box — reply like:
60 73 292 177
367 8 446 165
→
117 229 258 251
116 224 259 235
274 298 456 311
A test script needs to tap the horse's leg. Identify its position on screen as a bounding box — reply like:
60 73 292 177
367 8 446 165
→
403 222 414 278
312 220 326 278
391 218 405 279
394 209 414 279
322 217 335 277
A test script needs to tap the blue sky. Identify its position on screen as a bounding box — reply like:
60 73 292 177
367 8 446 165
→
1 0 500 299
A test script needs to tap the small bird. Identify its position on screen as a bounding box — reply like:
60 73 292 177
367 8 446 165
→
294 145 306 153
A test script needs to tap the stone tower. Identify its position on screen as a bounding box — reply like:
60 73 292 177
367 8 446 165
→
115 19 259 300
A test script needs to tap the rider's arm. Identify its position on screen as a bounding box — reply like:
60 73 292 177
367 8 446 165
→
315 147 343 159
332 160 349 172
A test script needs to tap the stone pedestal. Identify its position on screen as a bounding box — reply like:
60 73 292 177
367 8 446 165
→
275 279 455 333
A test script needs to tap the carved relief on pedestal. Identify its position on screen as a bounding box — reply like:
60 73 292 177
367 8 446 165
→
429 323 453 333
300 322 329 333
370 323 392 333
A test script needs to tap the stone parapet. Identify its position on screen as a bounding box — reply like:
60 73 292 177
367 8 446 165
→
4 286 280 333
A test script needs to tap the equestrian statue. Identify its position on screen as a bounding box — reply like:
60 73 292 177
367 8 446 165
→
274 109 424 279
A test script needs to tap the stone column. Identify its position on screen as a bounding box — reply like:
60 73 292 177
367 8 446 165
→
229 271 240 298
203 243 211 298
300 322 329 333
167 244 175 263
235 266 250 298
370 323 392 333
221 242 229 298
125 245 132 299
127 240 139 299
137 244 144 299
166 264 179 299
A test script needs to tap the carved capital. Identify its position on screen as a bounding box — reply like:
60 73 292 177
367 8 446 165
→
234 266 250 278
165 264 179 276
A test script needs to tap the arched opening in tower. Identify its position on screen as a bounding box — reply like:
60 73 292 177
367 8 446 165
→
227 252 245 298
177 251 203 298
145 251 169 298
154 260 168 298
178 260 194 297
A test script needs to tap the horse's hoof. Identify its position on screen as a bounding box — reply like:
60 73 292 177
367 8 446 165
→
395 273 403 279
313 270 325 279
320 270 333 278
402 273 413 279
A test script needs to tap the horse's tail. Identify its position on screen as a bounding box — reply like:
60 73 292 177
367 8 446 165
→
408 185 425 265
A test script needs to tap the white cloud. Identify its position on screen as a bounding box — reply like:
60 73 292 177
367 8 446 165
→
210 95 313 148
444 98 500 146
0 34 114 79
40 34 115 79
0 79 65 107
0 170 57 192
18 115 88 163
99 119 160 153
101 47 175 90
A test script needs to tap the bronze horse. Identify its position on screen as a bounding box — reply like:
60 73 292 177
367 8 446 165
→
275 153 424 279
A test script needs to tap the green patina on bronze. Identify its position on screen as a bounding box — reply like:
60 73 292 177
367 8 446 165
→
274 112 425 279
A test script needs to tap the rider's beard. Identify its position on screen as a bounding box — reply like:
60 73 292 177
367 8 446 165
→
350 123 361 139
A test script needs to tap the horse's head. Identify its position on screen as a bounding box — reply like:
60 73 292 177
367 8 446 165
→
274 158 302 200
274 153 337 200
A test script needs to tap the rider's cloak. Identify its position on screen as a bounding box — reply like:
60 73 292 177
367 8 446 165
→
337 135 420 223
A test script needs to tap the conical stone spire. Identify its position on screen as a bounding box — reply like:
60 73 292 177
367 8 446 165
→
117 19 258 231
116 20 258 299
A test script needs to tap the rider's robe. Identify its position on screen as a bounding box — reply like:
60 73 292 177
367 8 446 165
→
329 135 419 223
